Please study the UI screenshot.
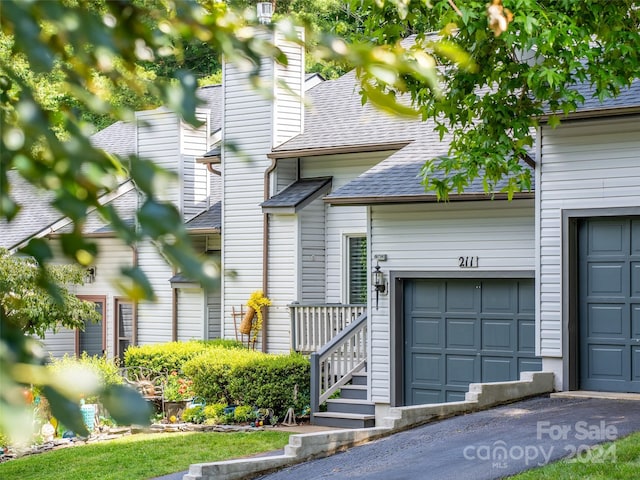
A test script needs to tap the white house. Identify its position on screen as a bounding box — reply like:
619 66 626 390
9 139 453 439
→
4 24 639 428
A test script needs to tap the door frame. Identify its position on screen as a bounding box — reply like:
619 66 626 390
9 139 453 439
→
75 295 106 356
390 270 535 407
562 208 640 391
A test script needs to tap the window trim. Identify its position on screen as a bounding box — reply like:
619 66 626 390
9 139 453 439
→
343 234 368 305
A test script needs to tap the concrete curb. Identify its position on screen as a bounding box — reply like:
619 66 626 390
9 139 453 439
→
183 371 554 480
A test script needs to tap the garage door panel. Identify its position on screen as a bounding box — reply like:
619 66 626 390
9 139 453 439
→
588 304 625 338
482 356 513 382
446 282 477 312
411 280 443 311
633 348 640 382
631 220 640 254
481 319 512 351
588 220 625 254
632 306 640 339
518 320 536 352
587 345 625 379
413 317 441 348
411 389 443 405
445 391 466 403
446 319 476 349
412 353 441 383
518 357 542 375
518 282 535 313
446 355 477 386
588 263 624 296
632 262 640 296
482 281 515 313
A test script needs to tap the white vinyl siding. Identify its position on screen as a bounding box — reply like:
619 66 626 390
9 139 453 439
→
221 50 273 345
181 109 211 220
275 158 298 193
267 214 297 352
369 200 535 403
136 109 181 207
299 195 326 302
273 29 304 147
301 152 391 302
177 287 204 340
537 115 640 358
207 287 221 339
221 31 304 351
136 240 174 345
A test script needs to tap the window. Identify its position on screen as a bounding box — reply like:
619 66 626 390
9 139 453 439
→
347 236 367 304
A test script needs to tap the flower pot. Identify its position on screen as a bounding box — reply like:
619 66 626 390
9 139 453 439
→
239 307 255 335
165 400 190 421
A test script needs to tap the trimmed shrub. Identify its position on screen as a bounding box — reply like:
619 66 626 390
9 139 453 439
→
182 348 263 404
123 339 242 373
227 353 310 417
183 349 310 418
182 405 205 424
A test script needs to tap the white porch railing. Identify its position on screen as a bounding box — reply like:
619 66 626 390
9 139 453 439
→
310 311 367 418
290 303 366 354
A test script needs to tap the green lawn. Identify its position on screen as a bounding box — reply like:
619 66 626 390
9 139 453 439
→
0 430 291 480
509 431 640 479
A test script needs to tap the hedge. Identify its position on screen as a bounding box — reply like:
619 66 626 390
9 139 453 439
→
182 350 310 417
123 339 243 373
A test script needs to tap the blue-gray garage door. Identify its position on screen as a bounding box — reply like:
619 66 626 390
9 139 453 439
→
404 278 541 406
579 217 640 393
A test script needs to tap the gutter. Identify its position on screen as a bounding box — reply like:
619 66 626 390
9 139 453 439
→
325 191 535 206
267 141 411 159
538 105 640 123
262 158 278 352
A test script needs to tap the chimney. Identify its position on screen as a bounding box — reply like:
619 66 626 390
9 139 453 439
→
257 2 273 24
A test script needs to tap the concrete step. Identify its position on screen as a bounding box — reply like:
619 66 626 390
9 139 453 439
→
339 384 368 400
351 372 368 386
326 398 375 415
313 412 375 429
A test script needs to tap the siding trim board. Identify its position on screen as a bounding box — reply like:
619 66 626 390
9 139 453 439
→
389 270 535 407
561 207 640 391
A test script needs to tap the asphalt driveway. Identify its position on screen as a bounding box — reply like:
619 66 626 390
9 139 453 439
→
255 396 640 480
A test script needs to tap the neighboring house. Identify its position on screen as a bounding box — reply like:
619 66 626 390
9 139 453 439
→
1 87 224 360
3 21 639 429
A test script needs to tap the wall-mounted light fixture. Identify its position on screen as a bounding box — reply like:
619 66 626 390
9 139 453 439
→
85 266 97 284
373 261 386 310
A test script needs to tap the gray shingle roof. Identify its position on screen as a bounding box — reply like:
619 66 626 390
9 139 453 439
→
562 79 640 116
261 177 332 212
273 71 420 153
185 201 221 232
0 170 61 250
91 121 136 156
197 85 223 133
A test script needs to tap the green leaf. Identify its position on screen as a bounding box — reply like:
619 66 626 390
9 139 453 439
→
42 385 90 437
100 384 152 426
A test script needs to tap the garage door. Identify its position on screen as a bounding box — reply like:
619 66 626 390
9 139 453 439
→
404 278 541 406
578 217 640 393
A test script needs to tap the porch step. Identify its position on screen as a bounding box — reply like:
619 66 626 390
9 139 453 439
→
338 384 368 400
312 412 376 429
351 372 368 386
326 398 376 415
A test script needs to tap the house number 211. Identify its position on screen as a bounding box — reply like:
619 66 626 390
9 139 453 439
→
458 256 479 268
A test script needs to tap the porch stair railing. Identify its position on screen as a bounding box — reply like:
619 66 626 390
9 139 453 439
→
310 311 368 423
290 303 366 354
